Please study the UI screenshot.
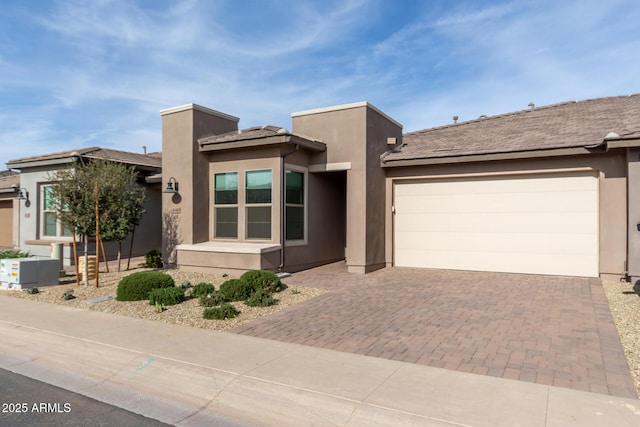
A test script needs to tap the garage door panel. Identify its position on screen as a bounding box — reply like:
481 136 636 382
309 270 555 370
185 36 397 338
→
396 231 597 255
393 173 598 277
395 212 598 234
395 191 596 215
397 175 596 196
396 248 598 277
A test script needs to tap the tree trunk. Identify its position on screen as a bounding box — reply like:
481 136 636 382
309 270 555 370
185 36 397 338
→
117 241 122 272
100 238 109 273
126 226 136 270
83 237 89 287
72 232 79 287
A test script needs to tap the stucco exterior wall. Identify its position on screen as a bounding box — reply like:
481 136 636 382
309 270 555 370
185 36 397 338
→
283 169 347 271
384 151 628 278
161 105 239 266
292 103 402 273
627 147 640 283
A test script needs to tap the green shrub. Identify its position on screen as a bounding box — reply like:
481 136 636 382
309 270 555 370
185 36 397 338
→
244 289 278 307
116 271 175 301
219 279 254 301
24 287 39 294
199 291 226 307
0 250 31 259
240 270 282 293
149 287 185 306
190 282 216 298
203 303 239 320
61 290 75 300
144 249 163 268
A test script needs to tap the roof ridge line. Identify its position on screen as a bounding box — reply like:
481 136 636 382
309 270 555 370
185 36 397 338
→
405 93 640 136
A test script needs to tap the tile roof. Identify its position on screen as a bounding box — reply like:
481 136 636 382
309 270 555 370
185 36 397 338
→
199 125 325 152
382 94 640 164
0 171 19 191
7 147 162 169
199 125 292 144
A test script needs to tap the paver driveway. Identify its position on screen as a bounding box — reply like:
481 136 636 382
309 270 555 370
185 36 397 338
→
233 262 637 398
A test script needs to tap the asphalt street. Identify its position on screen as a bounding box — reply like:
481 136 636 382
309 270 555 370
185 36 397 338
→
0 367 173 427
0 368 249 427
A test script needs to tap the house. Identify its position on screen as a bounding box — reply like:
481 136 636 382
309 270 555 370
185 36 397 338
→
0 170 20 249
5 147 163 265
160 95 640 281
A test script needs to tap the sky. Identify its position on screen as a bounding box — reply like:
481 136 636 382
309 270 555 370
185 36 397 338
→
1 0 640 169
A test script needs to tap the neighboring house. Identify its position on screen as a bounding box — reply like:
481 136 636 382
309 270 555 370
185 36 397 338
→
6 147 162 265
0 170 20 249
160 95 640 281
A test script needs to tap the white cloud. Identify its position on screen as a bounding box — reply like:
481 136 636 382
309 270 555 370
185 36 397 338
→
2 0 640 169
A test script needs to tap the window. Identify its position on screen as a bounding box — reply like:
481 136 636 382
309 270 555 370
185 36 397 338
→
285 170 305 240
214 172 238 238
246 170 272 239
41 185 72 238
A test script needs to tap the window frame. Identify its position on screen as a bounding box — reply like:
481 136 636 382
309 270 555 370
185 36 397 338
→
284 165 308 246
213 172 239 239
245 169 272 240
40 184 72 239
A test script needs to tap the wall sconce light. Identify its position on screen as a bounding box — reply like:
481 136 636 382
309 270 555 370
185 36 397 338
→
163 177 179 194
15 188 29 201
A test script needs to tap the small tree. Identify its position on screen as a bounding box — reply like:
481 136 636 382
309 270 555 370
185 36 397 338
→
98 164 146 271
49 159 147 282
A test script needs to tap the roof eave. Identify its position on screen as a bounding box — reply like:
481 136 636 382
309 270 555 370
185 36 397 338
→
381 146 598 168
6 156 79 170
199 134 326 152
604 137 640 150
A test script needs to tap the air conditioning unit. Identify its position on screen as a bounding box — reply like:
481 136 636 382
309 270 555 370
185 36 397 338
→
0 258 60 290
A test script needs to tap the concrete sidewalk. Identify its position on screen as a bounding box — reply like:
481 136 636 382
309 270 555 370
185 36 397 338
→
0 296 638 426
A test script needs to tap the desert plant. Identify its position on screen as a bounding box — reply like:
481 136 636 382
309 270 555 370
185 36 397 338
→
202 303 239 320
24 287 39 294
240 270 282 293
219 279 254 301
145 249 163 268
148 287 185 306
154 301 164 313
199 291 226 307
181 281 192 289
190 282 216 298
0 250 31 259
61 290 75 300
244 289 278 307
116 271 175 301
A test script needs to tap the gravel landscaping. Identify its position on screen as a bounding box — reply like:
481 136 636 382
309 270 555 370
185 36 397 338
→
602 280 640 397
0 265 326 331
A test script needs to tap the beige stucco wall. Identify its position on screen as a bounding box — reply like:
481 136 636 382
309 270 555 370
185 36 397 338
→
161 105 239 266
384 151 628 278
283 169 347 271
177 248 280 274
627 147 640 282
293 103 402 273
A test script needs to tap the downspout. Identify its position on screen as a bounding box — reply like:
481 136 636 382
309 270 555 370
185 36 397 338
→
279 143 299 270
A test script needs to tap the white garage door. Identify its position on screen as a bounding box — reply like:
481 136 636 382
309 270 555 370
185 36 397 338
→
393 173 599 277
